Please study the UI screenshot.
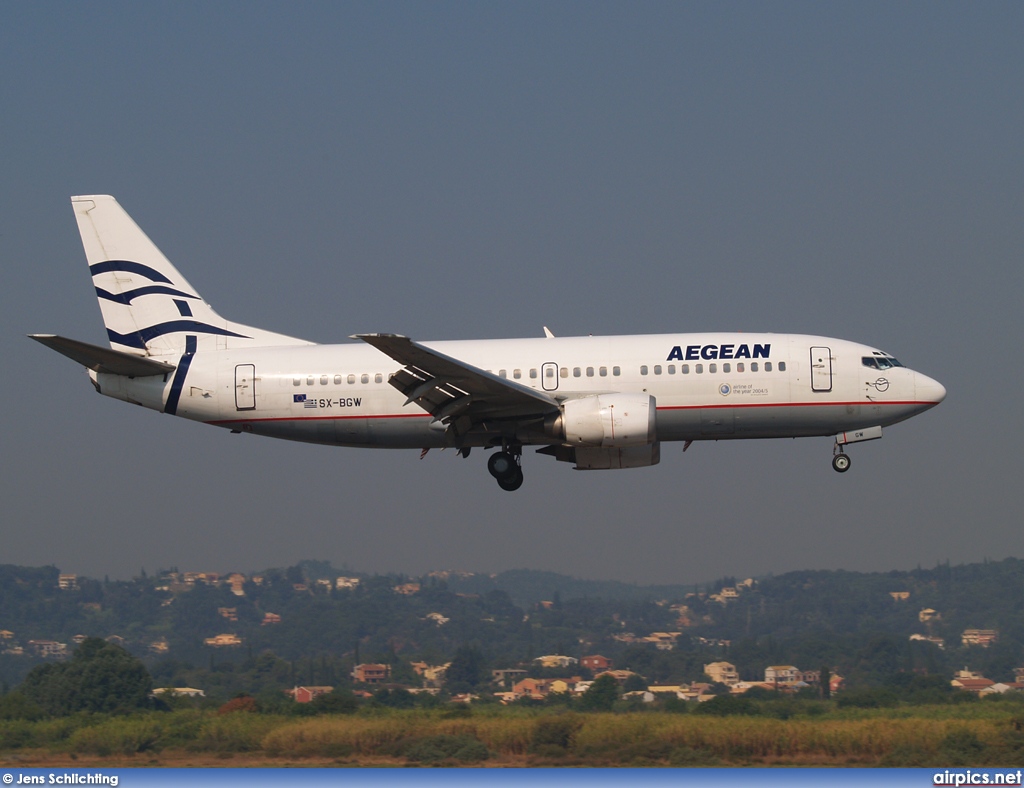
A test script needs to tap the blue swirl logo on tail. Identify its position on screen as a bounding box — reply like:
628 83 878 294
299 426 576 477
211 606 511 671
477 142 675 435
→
92 260 251 348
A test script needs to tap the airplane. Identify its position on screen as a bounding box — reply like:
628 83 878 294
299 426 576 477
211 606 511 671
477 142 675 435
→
31 195 946 491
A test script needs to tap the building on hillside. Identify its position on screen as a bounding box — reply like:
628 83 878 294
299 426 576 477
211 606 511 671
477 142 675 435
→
261 613 282 625
393 583 421 595
336 577 360 589
217 607 238 621
28 640 67 658
919 608 940 622
492 668 528 685
765 665 801 685
410 662 450 687
704 661 739 685
148 638 169 654
595 670 641 685
351 663 390 684
289 686 334 703
910 633 945 649
152 687 205 698
962 629 999 647
581 655 613 672
890 591 910 601
58 574 78 591
642 632 682 650
204 634 242 647
534 655 578 668
730 681 774 694
512 677 557 700
226 573 246 596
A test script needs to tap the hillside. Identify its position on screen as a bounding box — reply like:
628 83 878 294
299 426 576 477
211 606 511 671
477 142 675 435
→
2 558 1023 697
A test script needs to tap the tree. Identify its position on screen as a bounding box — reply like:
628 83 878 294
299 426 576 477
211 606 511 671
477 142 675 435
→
445 645 487 693
20 638 152 715
580 673 619 712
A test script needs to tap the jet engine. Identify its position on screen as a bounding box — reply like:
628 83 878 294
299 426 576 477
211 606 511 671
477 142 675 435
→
546 393 656 447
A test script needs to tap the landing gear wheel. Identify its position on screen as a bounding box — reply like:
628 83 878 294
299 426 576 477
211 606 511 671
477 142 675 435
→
832 453 851 473
488 451 516 479
497 468 524 491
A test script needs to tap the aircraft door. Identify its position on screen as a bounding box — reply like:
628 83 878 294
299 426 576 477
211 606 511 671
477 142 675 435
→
810 347 832 392
541 362 559 392
235 364 256 410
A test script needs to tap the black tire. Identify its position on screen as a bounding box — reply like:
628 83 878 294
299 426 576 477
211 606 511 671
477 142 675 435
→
832 454 851 473
488 451 516 479
497 468 524 491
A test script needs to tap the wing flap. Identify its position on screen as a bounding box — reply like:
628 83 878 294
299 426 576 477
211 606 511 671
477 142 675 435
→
354 334 558 424
29 334 176 376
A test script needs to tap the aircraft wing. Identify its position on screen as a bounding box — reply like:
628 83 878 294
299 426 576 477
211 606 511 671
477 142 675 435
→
353 333 559 428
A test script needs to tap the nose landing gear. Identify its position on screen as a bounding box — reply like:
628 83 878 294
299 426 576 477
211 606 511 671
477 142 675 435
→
487 446 524 491
832 449 851 473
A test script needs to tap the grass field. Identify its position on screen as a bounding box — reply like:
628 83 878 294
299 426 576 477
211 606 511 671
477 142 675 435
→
4 704 1024 767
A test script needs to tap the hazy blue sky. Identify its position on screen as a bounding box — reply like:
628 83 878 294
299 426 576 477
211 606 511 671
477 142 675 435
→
2 2 1021 585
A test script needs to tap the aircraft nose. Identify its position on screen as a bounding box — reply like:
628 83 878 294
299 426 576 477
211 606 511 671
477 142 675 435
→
915 372 946 405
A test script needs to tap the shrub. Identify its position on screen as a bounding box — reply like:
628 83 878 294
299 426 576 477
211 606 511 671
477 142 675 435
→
531 715 582 751
404 734 490 763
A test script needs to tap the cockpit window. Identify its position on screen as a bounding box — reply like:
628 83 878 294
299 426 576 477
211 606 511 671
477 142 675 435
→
864 355 904 370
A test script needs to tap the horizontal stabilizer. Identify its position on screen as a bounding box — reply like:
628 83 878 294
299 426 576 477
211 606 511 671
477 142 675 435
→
29 334 176 376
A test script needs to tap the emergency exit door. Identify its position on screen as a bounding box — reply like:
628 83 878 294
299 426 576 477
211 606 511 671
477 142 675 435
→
235 364 256 410
810 347 832 392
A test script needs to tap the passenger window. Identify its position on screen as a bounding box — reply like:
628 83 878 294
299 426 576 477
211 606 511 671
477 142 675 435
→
764 362 772 372
293 377 301 386
709 363 717 373
361 374 369 384
696 364 703 374
320 375 328 385
613 366 621 376
654 365 662 375
751 362 758 372
560 367 568 378
682 364 689 374
667 364 675 374
375 373 383 383
736 363 744 373
640 365 649 376
499 369 507 378
348 374 356 384
586 367 594 377
599 366 607 377
307 376 314 386
573 367 581 377
513 369 521 379
723 363 731 373
778 362 786 372
530 368 538 379
545 367 554 378
334 375 342 385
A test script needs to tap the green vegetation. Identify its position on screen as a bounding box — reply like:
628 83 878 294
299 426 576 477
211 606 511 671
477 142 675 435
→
2 703 1024 766
4 558 1024 765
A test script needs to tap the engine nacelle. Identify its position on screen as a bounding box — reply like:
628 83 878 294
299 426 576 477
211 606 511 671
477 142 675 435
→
547 393 656 448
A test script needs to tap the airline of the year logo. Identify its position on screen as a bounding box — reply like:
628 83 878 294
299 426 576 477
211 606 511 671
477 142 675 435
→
667 343 771 361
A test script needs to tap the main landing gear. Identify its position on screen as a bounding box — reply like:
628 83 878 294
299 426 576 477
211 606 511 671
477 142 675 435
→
832 446 851 473
487 445 524 491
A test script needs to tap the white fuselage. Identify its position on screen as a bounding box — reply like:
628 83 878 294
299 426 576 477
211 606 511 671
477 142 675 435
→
93 332 944 450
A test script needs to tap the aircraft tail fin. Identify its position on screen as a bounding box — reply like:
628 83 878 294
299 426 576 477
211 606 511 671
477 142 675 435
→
72 195 313 356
